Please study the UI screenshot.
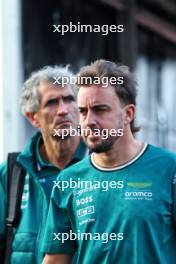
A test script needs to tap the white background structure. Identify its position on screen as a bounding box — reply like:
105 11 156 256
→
0 0 26 163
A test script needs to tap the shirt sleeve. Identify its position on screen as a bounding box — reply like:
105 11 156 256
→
42 174 77 255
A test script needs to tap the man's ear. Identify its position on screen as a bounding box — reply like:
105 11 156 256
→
25 112 40 128
123 104 136 125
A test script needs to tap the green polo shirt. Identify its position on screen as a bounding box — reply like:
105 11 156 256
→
42 144 176 264
0 131 87 264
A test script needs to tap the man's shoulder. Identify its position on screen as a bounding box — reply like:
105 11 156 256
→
58 156 91 179
18 131 43 173
19 131 41 157
65 155 91 172
148 144 176 164
148 144 176 158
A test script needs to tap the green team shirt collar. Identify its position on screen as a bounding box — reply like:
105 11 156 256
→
36 135 56 171
91 143 148 171
35 132 88 171
18 131 87 175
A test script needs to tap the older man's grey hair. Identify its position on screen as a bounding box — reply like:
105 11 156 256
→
20 65 76 115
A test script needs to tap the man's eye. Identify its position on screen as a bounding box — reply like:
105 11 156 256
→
79 109 87 115
97 108 105 111
45 99 57 106
96 107 107 112
63 96 75 102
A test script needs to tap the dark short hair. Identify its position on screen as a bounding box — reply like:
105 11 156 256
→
76 59 140 133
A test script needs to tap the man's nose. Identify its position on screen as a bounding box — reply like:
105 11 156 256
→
56 100 68 115
85 111 96 127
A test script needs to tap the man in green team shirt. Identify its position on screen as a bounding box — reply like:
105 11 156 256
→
0 65 87 263
42 60 176 264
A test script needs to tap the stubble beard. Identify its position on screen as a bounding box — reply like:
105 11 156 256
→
83 119 124 153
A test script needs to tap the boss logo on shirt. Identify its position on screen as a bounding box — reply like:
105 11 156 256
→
76 195 93 206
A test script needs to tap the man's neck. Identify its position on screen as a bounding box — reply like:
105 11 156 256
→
40 136 80 169
93 132 144 169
